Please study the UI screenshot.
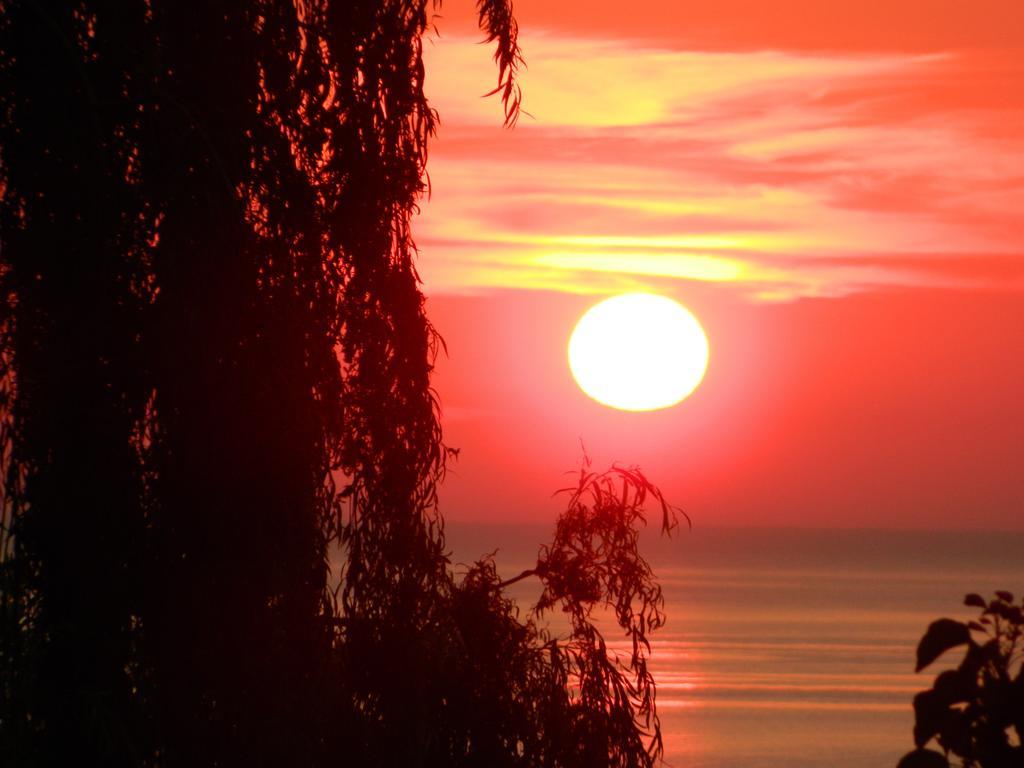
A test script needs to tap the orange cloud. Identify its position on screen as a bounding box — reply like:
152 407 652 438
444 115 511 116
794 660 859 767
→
417 33 1024 301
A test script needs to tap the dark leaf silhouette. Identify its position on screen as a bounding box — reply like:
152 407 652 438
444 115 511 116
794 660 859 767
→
913 689 945 748
896 749 951 768
899 591 1024 768
916 618 970 673
932 668 977 705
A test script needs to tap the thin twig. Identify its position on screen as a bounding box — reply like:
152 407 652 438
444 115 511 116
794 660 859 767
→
496 568 538 589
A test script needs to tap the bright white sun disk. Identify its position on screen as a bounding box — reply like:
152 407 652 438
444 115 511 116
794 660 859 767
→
568 293 709 411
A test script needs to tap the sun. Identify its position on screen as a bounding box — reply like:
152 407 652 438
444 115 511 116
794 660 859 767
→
568 293 709 412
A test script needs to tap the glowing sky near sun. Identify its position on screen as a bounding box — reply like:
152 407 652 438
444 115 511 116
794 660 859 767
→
414 0 1024 529
419 4 1023 301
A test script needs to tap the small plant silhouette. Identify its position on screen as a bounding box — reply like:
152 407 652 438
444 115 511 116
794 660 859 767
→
897 591 1024 768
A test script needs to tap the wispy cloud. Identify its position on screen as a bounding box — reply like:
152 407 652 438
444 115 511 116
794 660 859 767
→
418 34 1024 300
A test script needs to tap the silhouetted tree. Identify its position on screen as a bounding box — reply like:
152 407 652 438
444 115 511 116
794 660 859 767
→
897 591 1024 768
0 3 673 767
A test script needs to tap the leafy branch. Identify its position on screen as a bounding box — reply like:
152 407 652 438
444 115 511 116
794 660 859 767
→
898 591 1024 768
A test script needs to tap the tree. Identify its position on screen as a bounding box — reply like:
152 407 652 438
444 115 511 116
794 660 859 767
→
0 2 675 767
897 591 1024 768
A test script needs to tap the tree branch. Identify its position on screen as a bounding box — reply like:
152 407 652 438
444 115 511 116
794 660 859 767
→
496 568 539 589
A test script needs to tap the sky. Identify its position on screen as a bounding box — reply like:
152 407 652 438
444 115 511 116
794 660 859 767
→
416 0 1024 529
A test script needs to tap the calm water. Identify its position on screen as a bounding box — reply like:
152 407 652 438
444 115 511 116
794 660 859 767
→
445 524 1024 768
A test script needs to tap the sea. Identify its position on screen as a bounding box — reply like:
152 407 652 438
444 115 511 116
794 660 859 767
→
444 524 1024 768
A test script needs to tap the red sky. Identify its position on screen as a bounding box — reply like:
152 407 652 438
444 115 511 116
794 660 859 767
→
417 1 1024 529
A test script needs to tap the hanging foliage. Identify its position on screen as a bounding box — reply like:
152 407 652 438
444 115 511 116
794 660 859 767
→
0 3 674 766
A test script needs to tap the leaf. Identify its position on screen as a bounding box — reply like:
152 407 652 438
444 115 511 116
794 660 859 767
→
966 637 1000 670
932 669 975 705
964 593 986 608
916 619 970 672
992 601 1013 620
896 748 950 768
913 689 946 747
995 590 1014 603
935 707 971 757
